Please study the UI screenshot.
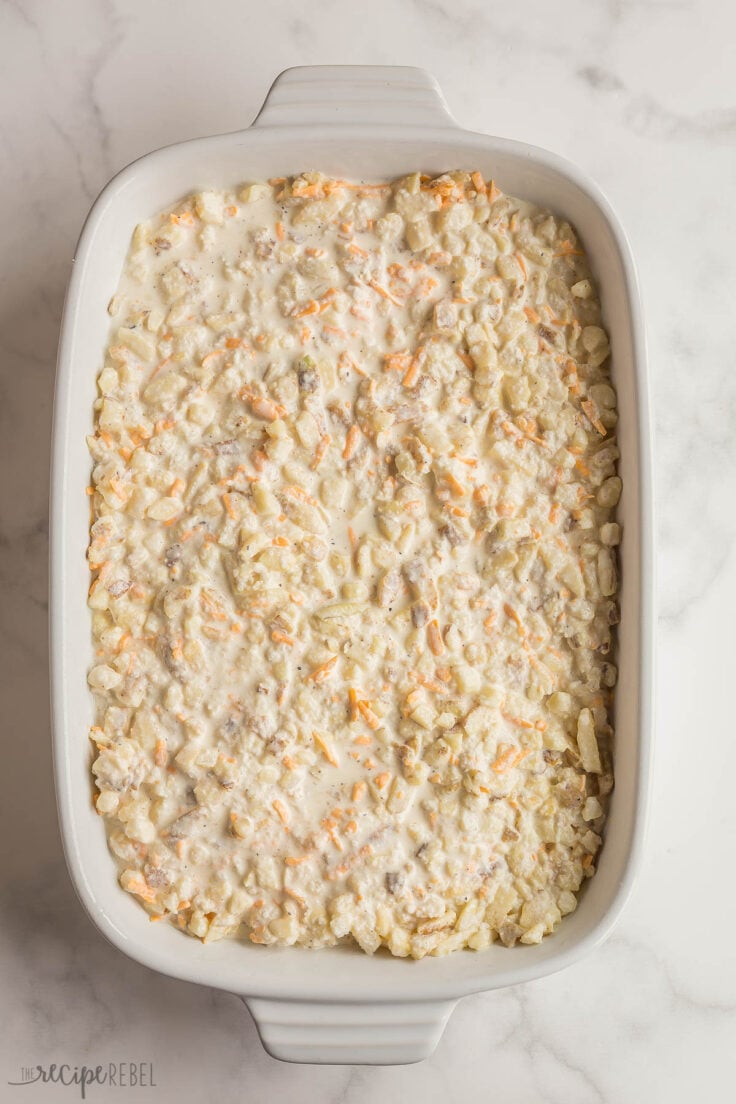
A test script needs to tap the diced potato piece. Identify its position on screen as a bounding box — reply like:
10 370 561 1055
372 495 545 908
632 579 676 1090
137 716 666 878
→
576 708 602 773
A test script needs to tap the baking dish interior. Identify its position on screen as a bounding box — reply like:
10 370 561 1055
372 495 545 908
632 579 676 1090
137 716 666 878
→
52 123 650 1003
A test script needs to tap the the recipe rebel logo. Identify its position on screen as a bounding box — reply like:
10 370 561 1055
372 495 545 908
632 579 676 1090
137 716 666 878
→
7 1062 156 1098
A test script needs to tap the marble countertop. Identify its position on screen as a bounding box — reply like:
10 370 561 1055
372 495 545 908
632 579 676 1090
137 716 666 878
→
1 0 735 1100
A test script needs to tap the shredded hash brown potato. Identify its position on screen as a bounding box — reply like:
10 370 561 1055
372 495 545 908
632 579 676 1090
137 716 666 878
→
87 171 619 957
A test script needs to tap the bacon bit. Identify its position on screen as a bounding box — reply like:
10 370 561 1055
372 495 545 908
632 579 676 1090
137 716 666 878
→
272 799 290 828
357 699 381 730
343 424 361 460
305 656 338 684
271 629 295 646
427 619 445 656
313 731 339 767
374 772 390 790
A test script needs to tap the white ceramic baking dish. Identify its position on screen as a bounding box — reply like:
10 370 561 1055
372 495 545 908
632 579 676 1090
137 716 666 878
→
51 64 653 1066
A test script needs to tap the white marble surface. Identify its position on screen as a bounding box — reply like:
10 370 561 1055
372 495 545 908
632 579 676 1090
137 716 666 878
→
1 0 735 1099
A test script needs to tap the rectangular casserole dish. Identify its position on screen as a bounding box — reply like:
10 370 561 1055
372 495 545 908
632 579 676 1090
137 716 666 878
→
51 64 653 1065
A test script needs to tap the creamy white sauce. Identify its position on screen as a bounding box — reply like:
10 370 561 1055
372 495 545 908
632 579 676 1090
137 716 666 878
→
87 172 619 956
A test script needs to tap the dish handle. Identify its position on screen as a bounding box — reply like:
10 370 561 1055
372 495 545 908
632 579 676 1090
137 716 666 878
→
252 65 457 130
244 995 457 1065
